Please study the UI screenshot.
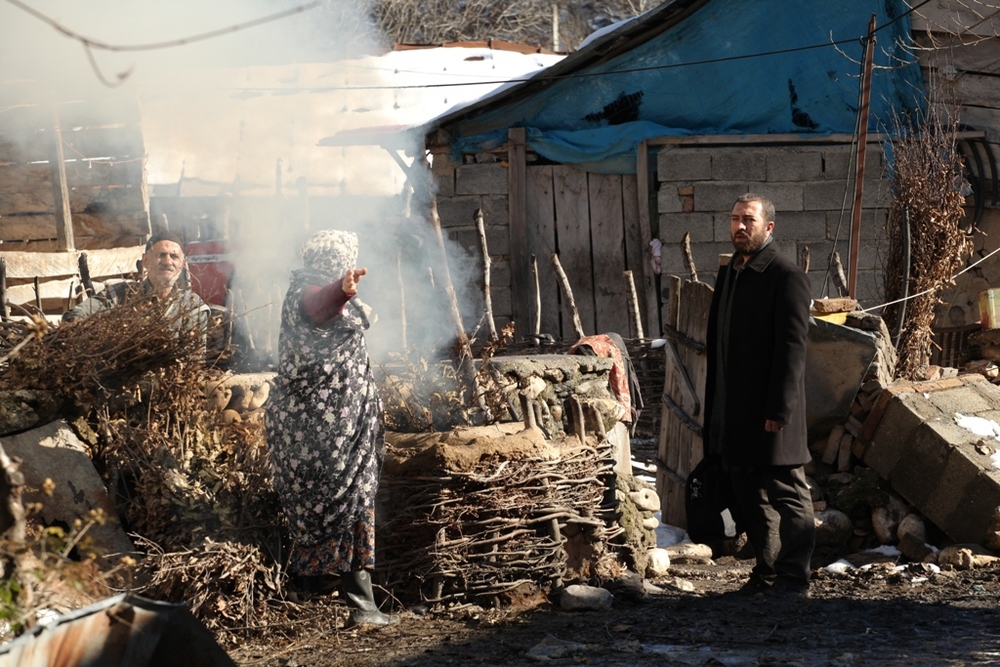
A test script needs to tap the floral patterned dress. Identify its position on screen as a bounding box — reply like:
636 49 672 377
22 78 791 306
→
265 267 384 575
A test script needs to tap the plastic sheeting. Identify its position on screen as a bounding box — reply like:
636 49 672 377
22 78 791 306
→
443 0 925 173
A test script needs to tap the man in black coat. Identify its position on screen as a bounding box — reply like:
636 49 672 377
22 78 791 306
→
704 193 815 598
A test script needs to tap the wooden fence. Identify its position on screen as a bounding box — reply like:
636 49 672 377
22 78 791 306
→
656 275 712 528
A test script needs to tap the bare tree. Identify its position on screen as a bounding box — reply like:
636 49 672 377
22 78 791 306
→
366 0 660 51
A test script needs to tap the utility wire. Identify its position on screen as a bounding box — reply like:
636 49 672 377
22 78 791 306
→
863 243 1000 313
5 0 324 52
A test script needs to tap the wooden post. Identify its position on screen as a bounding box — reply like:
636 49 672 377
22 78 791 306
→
396 247 408 349
33 277 42 315
429 200 473 361
475 208 497 340
636 139 659 336
508 128 530 339
49 103 75 252
848 14 877 300
551 253 585 340
0 257 8 322
624 270 644 339
531 254 541 336
682 231 699 283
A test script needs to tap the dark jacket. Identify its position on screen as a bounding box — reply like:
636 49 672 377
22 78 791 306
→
703 241 811 467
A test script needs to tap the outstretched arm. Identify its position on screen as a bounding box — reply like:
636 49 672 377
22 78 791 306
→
301 268 367 325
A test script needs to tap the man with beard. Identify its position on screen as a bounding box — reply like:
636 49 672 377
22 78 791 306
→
63 231 209 347
704 193 815 600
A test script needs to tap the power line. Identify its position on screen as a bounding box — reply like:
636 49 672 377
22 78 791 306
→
5 0 324 52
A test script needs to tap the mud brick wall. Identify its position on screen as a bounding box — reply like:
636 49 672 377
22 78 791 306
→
655 144 892 308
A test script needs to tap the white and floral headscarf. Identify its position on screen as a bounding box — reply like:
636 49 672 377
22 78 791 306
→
301 229 358 279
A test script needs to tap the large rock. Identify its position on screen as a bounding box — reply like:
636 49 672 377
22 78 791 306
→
2 420 134 559
0 390 59 436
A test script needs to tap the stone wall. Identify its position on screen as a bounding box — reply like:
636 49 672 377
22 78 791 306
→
655 143 892 308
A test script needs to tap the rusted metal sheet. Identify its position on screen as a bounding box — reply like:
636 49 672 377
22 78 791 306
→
0 594 236 667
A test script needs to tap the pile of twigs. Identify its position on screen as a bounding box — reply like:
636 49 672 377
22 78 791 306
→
0 301 288 640
377 438 621 605
0 295 205 405
883 94 973 380
94 361 287 638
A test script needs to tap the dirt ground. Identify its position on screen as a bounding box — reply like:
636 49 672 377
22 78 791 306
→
229 556 1000 667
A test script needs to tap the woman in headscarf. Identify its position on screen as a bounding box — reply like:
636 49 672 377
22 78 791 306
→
265 229 397 628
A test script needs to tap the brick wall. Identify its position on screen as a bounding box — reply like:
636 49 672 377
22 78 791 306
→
656 144 892 308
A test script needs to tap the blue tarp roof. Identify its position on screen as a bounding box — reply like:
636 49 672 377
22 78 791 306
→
428 0 926 173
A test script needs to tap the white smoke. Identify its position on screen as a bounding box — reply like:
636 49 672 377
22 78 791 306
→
1 0 492 364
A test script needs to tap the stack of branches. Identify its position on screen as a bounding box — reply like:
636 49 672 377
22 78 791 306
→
377 440 621 605
883 95 973 380
0 295 205 406
376 322 517 432
0 299 289 641
97 376 287 638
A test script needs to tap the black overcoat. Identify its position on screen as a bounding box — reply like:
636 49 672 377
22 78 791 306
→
703 241 811 467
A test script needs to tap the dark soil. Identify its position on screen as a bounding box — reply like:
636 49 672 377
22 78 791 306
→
230 557 1000 667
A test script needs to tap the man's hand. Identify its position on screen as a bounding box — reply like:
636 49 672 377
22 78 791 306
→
343 268 367 297
764 419 785 433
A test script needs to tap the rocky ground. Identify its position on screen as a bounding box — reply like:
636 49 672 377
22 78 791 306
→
229 556 1000 667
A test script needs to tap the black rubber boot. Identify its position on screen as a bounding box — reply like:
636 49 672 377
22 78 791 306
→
339 570 399 628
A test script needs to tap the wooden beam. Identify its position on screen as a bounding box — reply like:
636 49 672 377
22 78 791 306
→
48 104 75 252
508 127 530 340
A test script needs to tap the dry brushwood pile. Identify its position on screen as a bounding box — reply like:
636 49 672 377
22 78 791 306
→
0 300 289 641
883 98 974 380
378 424 623 606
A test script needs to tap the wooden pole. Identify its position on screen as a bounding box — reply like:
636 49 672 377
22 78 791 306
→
682 231 698 282
33 277 42 315
397 247 408 349
0 257 9 322
636 139 659 336
531 254 541 336
48 103 75 252
624 270 644 339
429 200 472 361
848 14 877 300
475 208 497 340
508 128 530 340
551 253 585 340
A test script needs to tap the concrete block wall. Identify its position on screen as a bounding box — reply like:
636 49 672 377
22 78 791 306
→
656 144 891 307
862 374 1000 544
431 152 513 329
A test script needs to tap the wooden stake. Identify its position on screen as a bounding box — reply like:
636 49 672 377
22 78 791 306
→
397 247 408 349
33 277 42 315
623 270 644 339
475 208 497 340
682 232 698 282
429 200 472 361
0 257 9 322
48 103 75 252
800 246 811 273
531 254 541 336
848 14 877 299
551 253 585 340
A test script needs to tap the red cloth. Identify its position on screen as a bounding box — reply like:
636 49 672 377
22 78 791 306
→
569 334 632 422
302 278 352 324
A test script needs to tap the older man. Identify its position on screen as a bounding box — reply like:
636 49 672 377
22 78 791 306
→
704 193 815 600
63 231 209 336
